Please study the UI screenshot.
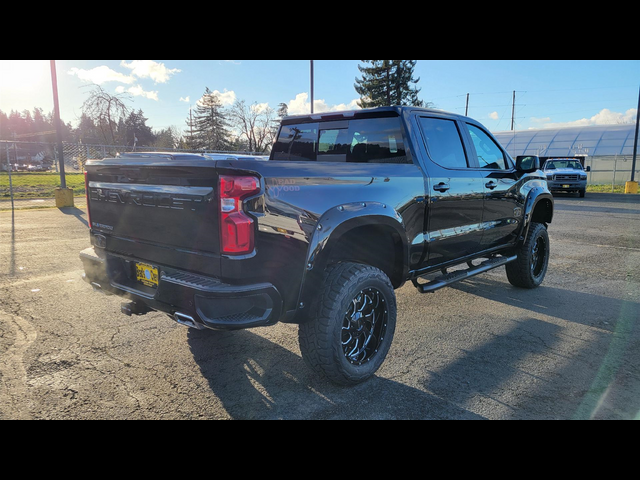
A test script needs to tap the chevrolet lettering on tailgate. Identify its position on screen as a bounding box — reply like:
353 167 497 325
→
88 183 213 211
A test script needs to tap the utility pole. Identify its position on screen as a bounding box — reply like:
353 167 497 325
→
310 60 314 114
465 93 469 116
631 85 639 182
625 85 640 193
510 90 515 131
50 60 66 188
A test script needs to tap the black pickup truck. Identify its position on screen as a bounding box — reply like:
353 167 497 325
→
80 106 553 385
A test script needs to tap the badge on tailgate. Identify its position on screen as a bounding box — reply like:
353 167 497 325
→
135 262 158 288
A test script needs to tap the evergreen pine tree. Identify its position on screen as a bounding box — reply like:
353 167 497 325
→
184 106 197 149
192 87 230 151
354 60 424 108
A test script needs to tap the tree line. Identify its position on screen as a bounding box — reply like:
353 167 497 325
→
1 60 426 152
0 85 285 153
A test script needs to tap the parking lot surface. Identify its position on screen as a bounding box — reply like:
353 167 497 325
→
1 193 639 419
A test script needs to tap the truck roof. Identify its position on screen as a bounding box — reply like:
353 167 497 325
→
281 105 464 125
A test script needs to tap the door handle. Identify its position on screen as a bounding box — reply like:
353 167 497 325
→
485 181 497 190
433 182 450 192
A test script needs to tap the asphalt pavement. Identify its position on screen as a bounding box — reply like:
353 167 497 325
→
1 193 639 419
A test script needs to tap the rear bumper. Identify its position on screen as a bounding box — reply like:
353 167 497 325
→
79 247 283 330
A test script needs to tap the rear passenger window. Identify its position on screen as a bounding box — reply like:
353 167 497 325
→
347 118 408 163
271 117 410 164
418 117 468 169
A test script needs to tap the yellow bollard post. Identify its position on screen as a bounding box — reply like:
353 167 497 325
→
625 181 638 194
55 187 74 207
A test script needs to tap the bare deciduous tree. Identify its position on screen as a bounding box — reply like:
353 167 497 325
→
229 100 277 153
81 85 131 144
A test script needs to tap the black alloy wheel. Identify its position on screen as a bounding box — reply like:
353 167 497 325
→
342 288 388 366
530 235 547 278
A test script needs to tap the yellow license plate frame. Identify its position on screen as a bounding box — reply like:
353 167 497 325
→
135 262 158 288
562 184 570 188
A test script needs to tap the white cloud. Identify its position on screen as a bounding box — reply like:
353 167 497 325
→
179 96 190 103
489 111 499 120
215 89 236 106
68 66 134 84
287 92 361 115
196 89 237 107
115 84 159 101
251 102 270 114
120 60 180 83
535 108 638 129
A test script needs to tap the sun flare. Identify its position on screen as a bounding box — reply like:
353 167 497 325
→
0 60 51 91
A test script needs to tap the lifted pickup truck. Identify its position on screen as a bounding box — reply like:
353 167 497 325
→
80 106 553 385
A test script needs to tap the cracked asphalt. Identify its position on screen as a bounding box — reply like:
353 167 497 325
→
1 193 639 419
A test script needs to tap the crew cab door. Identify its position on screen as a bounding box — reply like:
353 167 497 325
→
461 122 521 249
414 114 485 266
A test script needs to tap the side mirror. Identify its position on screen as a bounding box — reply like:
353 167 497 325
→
585 166 591 172
516 155 540 173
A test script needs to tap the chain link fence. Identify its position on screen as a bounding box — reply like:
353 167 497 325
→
585 155 639 192
1 140 261 210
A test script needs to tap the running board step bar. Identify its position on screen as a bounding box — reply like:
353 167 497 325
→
412 255 517 293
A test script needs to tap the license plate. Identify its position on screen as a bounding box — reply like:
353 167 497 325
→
563 184 570 188
135 263 158 288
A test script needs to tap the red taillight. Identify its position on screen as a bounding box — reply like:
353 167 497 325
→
84 171 92 229
219 175 260 254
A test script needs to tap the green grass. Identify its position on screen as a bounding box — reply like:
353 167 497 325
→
1 172 85 199
587 184 637 194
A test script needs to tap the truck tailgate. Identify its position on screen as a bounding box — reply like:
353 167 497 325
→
86 161 220 274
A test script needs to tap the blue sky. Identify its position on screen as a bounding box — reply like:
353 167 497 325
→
1 60 638 134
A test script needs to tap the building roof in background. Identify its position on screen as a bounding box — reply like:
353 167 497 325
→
493 123 637 158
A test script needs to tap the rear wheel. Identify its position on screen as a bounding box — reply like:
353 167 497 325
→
298 262 396 385
506 222 550 288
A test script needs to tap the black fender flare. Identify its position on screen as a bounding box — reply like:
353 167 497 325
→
293 201 409 321
519 187 553 244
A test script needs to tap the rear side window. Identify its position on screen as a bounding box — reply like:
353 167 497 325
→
271 117 409 164
418 117 468 169
271 124 318 161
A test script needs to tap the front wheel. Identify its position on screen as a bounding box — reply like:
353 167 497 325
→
298 262 397 385
506 222 550 288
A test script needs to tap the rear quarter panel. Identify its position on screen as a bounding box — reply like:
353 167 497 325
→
218 159 426 318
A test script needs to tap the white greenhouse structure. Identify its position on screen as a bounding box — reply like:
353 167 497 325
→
493 123 638 186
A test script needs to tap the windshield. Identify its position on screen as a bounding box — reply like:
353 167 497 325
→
544 160 583 170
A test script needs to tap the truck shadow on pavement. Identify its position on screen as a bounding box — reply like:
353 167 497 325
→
451 276 639 328
186 328 485 420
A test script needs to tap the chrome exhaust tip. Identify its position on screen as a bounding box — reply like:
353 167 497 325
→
173 312 204 330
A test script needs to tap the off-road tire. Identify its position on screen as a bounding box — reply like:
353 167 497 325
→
506 222 550 288
298 262 397 386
